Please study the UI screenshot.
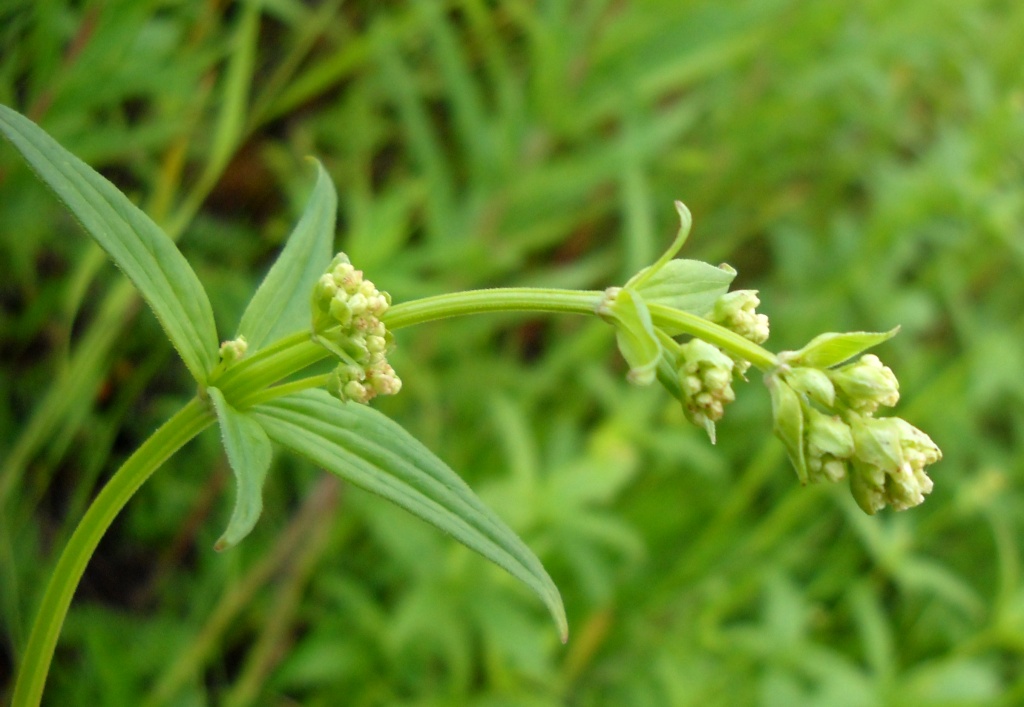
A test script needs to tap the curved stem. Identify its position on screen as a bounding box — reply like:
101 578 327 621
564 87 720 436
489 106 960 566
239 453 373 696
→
384 288 605 330
12 398 215 707
648 303 778 370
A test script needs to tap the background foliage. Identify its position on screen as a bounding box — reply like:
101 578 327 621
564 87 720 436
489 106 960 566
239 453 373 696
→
1 0 1023 704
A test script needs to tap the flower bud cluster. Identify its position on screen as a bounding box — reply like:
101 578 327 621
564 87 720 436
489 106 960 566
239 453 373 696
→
678 339 736 432
707 290 769 377
770 350 940 514
312 253 401 404
803 407 854 483
848 415 941 513
827 353 899 413
709 290 770 344
218 336 248 366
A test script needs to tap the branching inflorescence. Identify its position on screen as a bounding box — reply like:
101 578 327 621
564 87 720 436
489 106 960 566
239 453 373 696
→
0 100 942 705
594 202 941 514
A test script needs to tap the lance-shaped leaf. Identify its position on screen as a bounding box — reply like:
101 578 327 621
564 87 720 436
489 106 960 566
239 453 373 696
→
208 387 273 551
236 159 336 351
780 328 900 369
621 200 733 316
0 104 218 383
252 390 568 641
628 259 736 317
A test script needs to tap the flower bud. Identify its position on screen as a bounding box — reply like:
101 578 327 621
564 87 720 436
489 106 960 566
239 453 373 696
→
784 367 835 408
313 273 337 304
313 252 402 404
848 414 941 513
709 290 770 344
804 407 854 483
218 336 248 365
678 339 736 437
827 354 899 413
367 361 402 396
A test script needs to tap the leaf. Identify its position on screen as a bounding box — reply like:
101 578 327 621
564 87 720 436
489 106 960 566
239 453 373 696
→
783 328 900 369
252 390 568 641
610 289 661 386
625 199 694 289
236 159 336 350
0 104 218 383
629 259 735 316
208 387 273 551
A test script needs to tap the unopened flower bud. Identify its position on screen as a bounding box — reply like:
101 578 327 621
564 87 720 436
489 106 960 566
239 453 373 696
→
218 336 248 365
314 273 337 303
710 290 770 344
828 354 899 413
367 361 402 396
848 414 941 513
328 296 353 325
784 367 836 408
678 339 736 436
343 380 371 404
804 407 854 483
347 292 368 316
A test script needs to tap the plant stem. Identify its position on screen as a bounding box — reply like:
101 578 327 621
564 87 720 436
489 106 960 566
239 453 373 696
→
384 288 606 330
216 289 775 410
234 374 331 408
648 303 778 370
12 397 215 707
216 337 327 404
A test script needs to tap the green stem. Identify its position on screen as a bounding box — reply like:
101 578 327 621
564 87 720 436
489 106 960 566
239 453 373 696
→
384 288 605 330
209 330 313 389
12 398 215 707
217 338 327 404
648 303 778 370
235 374 331 408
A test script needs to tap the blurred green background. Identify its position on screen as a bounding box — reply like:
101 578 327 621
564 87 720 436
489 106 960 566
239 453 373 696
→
2 0 1023 704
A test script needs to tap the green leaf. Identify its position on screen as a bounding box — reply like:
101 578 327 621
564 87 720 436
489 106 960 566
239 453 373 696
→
610 289 662 385
208 387 273 551
629 259 736 317
783 328 900 369
0 104 218 383
625 199 694 289
252 390 568 641
236 159 336 351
